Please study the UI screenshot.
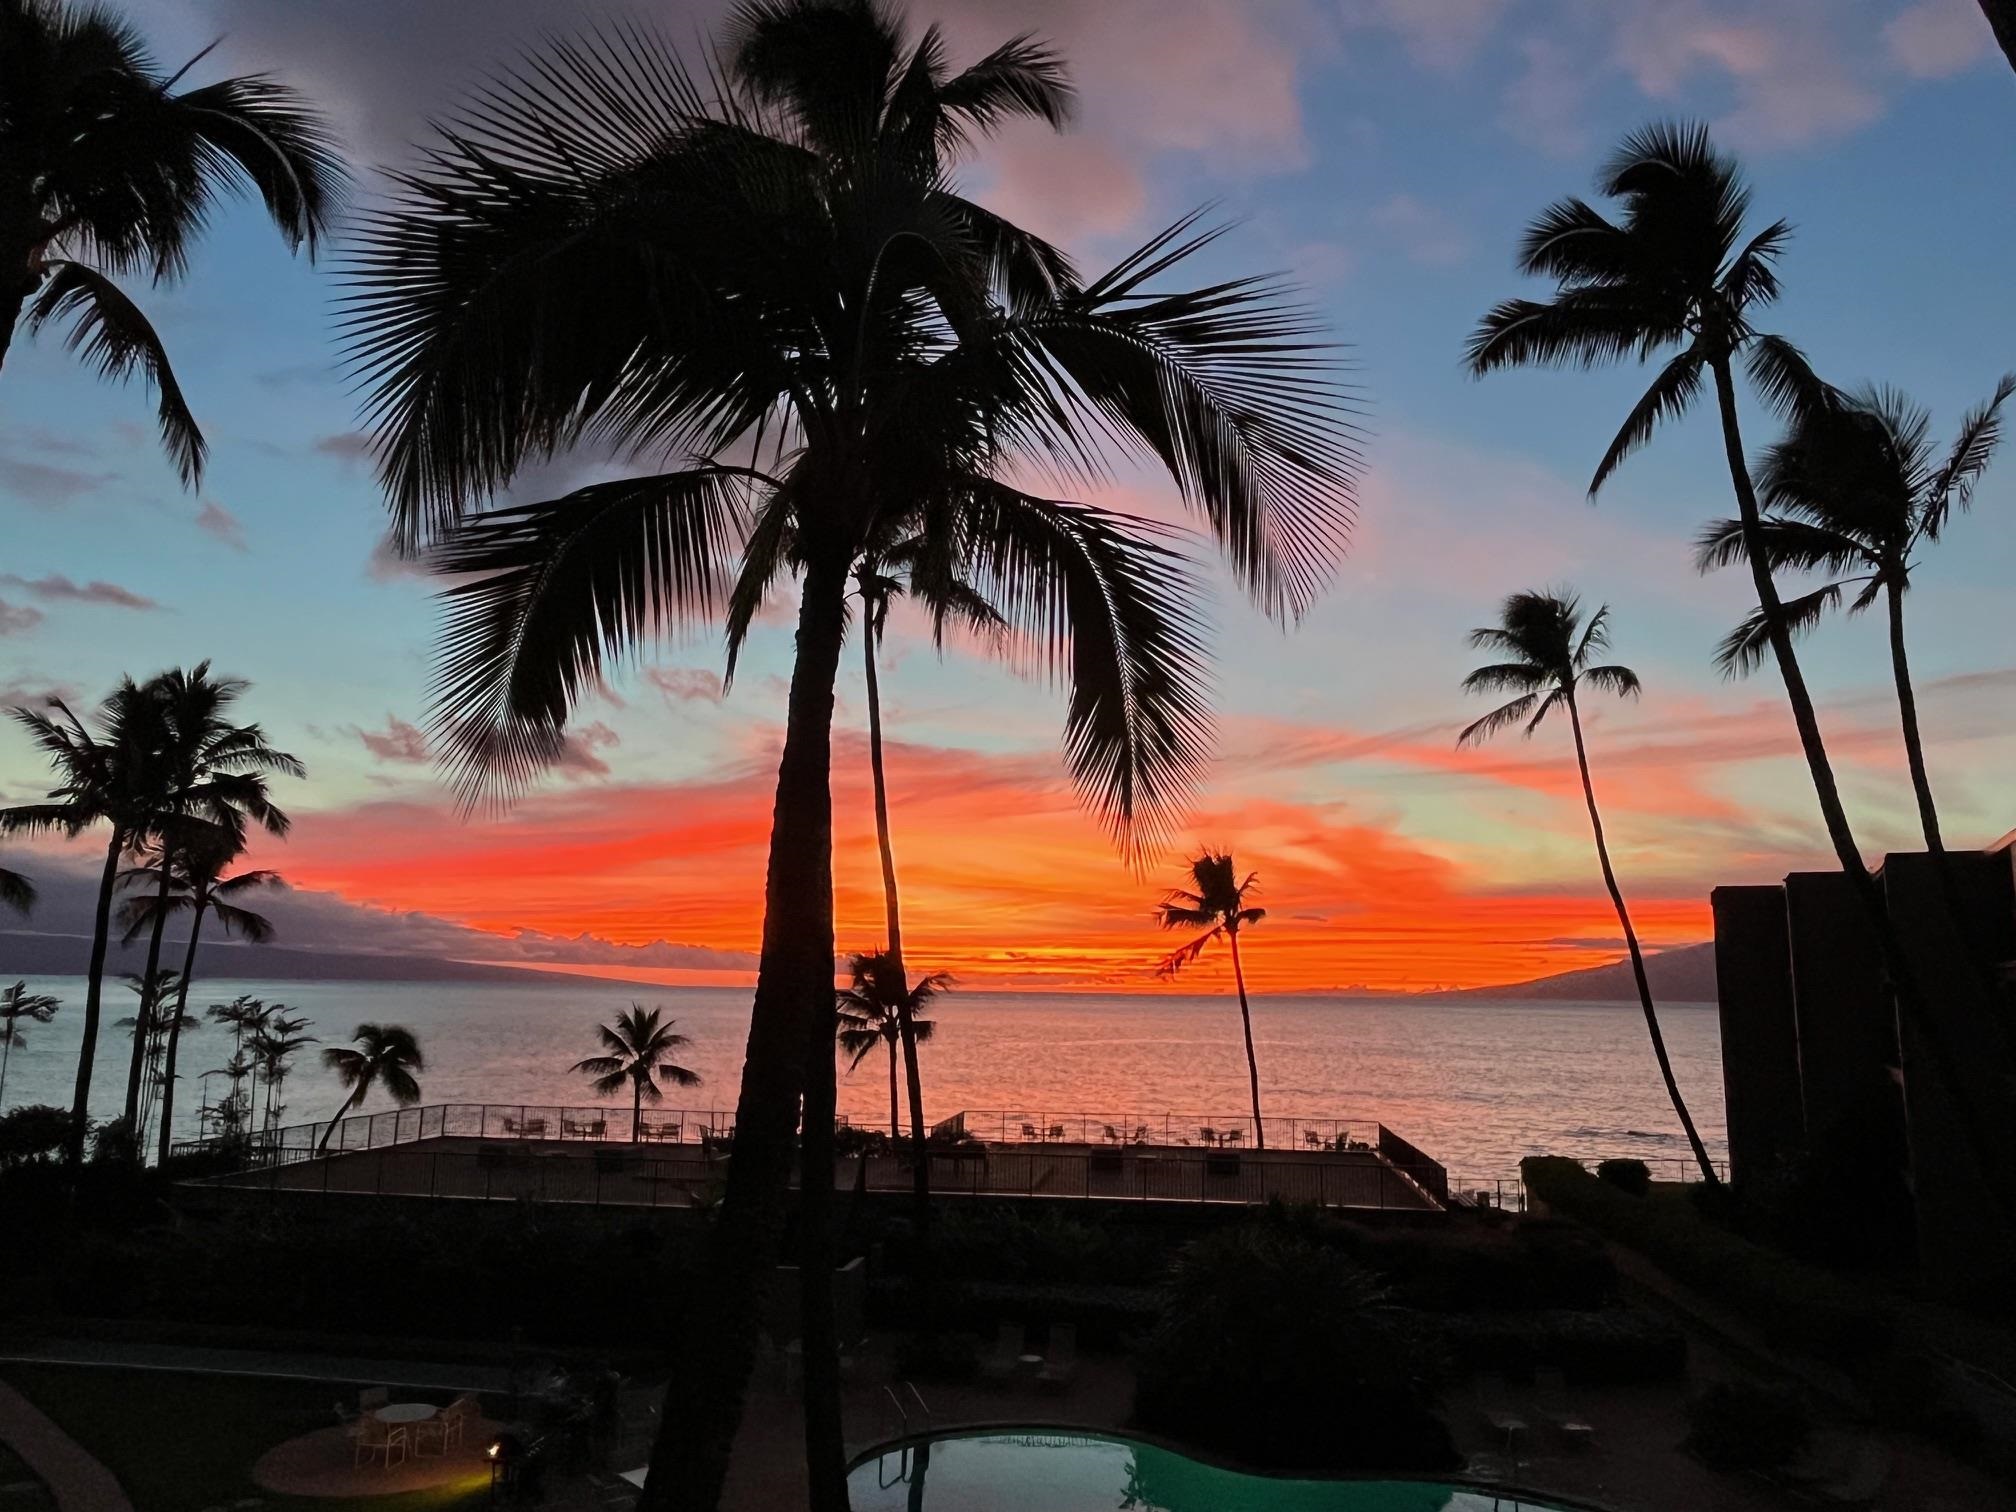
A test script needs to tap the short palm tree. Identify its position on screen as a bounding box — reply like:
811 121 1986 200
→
119 831 279 1162
0 0 344 484
2 680 171 1164
344 5 1358 1503
1459 590 1718 1184
204 994 269 1142
252 1011 314 1137
0 981 61 1110
0 865 33 914
835 951 949 1141
1156 851 1269 1149
316 1024 422 1154
571 1005 702 1142
1697 374 2014 854
113 970 192 1148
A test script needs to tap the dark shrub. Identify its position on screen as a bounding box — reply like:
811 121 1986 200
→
1431 1308 1685 1383
0 1104 70 1166
1685 1380 1811 1469
904 1203 1166 1286
1133 1226 1456 1471
893 1331 980 1383
1321 1214 1616 1312
1596 1158 1652 1197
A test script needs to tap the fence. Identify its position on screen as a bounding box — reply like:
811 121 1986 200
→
925 1109 1379 1152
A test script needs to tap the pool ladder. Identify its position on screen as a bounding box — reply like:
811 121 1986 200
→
877 1382 935 1487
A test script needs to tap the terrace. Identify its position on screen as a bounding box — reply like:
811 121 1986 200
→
180 1102 1448 1213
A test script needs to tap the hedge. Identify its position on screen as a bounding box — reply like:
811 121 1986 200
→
1521 1156 1895 1367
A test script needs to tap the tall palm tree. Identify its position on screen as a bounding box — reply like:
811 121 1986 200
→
0 0 345 484
344 6 1358 1505
1156 851 1269 1149
204 994 268 1143
1458 591 1718 1184
118 833 279 1162
835 951 948 1140
117 665 301 1133
0 864 33 914
1697 374 2014 854
852 544 999 1212
113 970 191 1149
315 1024 421 1154
1 680 170 1165
0 981 61 1110
252 1011 313 1137
571 1005 702 1142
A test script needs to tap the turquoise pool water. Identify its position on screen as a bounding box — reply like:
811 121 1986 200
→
847 1431 1576 1511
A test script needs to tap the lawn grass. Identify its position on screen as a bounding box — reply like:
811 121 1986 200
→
0 1365 488 1512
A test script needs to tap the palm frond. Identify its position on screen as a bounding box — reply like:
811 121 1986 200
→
1745 335 1837 423
1156 924 1224 977
1579 663 1641 700
0 867 34 915
1713 584 1841 678
1457 693 1538 748
1924 372 2015 535
1589 348 1703 497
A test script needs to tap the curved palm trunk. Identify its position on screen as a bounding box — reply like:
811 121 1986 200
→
1980 0 2016 75
125 859 176 1132
632 1075 645 1144
1884 580 1942 854
1225 928 1264 1150
68 830 124 1167
864 622 931 1217
1566 692 1718 1183
155 900 207 1165
887 1038 900 1140
651 554 850 1512
1 1031 14 1110
316 1085 363 1155
1712 358 2016 1214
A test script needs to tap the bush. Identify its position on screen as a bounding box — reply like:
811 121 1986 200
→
1263 1206 1616 1312
892 1331 980 1383
898 1203 1169 1286
1522 1157 1894 1367
1133 1226 1456 1472
0 1104 70 1166
1597 1158 1652 1197
1685 1380 1812 1470
1430 1308 1685 1383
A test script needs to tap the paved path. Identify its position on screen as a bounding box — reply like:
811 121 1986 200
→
0 1338 514 1393
0 1380 134 1512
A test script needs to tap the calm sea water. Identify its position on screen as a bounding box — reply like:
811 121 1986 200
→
0 977 1726 1187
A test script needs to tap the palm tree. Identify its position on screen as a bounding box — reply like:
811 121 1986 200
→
835 951 949 1140
315 1024 422 1155
1 680 171 1165
113 970 192 1149
570 1005 702 1142
0 981 61 1110
853 545 999 1212
204 994 268 1144
0 0 344 484
1981 1 2016 75
252 1011 314 1138
1156 852 1269 1149
0 864 33 914
1458 590 1719 1184
1697 374 2015 855
116 665 301 1133
119 833 280 1162
344 6 1359 1505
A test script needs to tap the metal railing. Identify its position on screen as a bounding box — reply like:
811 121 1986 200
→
926 1108 1379 1152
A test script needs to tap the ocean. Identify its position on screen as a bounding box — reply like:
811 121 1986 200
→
0 977 1727 1189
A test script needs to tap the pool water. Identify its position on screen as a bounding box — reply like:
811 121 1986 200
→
847 1431 1576 1511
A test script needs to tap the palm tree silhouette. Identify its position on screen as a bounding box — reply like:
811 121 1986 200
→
344 6 1359 1502
2 680 170 1165
1697 374 2014 854
1459 590 1718 1184
836 951 949 1141
0 981 61 1110
117 665 301 1134
1157 851 1269 1149
120 833 280 1162
571 1005 702 1143
204 994 270 1143
0 0 344 484
252 1010 314 1138
316 1024 422 1155
1981 1 2016 75
0 865 33 914
113 970 192 1149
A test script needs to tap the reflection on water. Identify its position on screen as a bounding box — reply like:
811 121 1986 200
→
9 979 1723 1184
851 1432 1575 1511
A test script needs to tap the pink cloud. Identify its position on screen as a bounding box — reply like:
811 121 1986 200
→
195 500 248 551
356 715 429 764
644 667 724 704
1885 0 1993 77
1342 0 1505 71
0 573 156 610
555 720 621 779
0 599 42 635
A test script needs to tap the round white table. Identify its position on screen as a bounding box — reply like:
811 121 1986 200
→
374 1403 438 1424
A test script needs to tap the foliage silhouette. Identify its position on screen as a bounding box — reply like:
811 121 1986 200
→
315 1023 423 1154
1157 850 1269 1149
571 1004 702 1142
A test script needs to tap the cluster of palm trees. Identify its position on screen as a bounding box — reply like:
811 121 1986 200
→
0 980 62 1110
1457 124 2010 1187
0 665 301 1165
202 995 317 1148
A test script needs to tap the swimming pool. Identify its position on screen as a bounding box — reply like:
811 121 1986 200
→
848 1430 1577 1511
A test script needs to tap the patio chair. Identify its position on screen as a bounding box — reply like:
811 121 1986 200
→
1477 1373 1527 1453
358 1386 390 1411
1224 1129 1245 1147
1103 1125 1121 1143
1305 1130 1323 1148
1534 1368 1595 1448
332 1401 359 1427
978 1320 1026 1385
1198 1127 1216 1146
501 1116 524 1137
1020 1123 1040 1142
411 1413 448 1458
442 1392 479 1449
352 1414 408 1469
585 1119 607 1139
525 1117 548 1138
1036 1323 1079 1393
562 1116 589 1138
1047 1124 1066 1142
1131 1125 1150 1145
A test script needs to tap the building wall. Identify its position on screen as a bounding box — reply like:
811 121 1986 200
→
1709 885 1803 1183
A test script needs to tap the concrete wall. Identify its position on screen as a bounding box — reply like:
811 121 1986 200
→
1709 885 1804 1182
1783 870 1896 1140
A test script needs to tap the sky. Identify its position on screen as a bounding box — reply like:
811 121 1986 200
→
3 0 2014 994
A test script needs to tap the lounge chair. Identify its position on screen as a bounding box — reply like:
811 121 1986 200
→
1534 1368 1594 1448
978 1320 1025 1385
524 1117 548 1138
1036 1323 1079 1393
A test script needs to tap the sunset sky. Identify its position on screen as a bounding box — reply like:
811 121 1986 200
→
4 0 2014 993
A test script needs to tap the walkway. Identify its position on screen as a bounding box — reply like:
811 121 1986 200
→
0 1380 134 1512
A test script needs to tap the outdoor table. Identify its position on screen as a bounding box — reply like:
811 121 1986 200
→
375 1403 438 1424
1016 1352 1044 1379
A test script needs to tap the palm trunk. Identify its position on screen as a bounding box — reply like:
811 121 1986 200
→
155 901 207 1165
68 830 123 1167
1885 579 1942 854
650 552 851 1512
1566 691 1718 1183
1980 0 2016 75
125 857 176 1132
1 1033 13 1111
798 932 847 1512
1712 357 2016 1214
864 619 931 1218
315 1085 362 1155
887 1039 900 1141
633 1076 644 1144
1226 928 1264 1150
